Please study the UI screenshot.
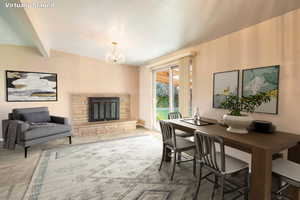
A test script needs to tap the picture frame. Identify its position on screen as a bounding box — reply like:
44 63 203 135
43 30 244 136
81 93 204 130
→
213 70 239 108
6 70 58 102
242 65 280 114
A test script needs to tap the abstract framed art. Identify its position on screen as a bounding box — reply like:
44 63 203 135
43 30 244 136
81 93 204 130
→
6 70 58 102
242 65 280 114
213 70 239 108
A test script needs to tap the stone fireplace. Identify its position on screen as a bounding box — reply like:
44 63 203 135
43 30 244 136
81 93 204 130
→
71 93 136 136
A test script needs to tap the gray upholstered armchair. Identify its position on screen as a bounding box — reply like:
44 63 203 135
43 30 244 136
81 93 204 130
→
2 107 72 158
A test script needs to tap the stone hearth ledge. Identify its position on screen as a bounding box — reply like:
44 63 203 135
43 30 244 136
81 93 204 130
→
73 120 137 136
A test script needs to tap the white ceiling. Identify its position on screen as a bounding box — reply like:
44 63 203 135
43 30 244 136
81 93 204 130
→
1 0 300 65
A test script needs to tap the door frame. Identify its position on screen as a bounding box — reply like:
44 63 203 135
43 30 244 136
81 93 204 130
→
152 66 178 130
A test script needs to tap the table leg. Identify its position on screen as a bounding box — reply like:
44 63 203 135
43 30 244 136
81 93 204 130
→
288 189 300 200
288 143 300 200
250 147 273 200
288 142 300 163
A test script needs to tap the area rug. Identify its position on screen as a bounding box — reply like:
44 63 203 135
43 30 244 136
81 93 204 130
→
23 135 242 200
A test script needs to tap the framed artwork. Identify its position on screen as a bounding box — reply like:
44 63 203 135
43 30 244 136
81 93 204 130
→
242 65 280 114
6 70 58 102
213 70 239 108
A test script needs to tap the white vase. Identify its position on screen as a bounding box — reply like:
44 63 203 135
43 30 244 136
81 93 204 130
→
223 114 253 134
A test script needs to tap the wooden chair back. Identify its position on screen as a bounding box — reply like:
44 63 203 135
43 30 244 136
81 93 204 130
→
194 131 225 173
159 120 177 148
168 112 183 120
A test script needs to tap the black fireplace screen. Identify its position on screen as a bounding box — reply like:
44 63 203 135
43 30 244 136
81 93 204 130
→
88 97 120 122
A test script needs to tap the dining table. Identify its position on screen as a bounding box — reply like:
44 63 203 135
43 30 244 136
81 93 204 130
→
167 118 300 200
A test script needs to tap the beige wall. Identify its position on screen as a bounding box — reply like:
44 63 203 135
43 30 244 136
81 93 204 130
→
138 67 153 129
0 45 139 138
140 8 300 134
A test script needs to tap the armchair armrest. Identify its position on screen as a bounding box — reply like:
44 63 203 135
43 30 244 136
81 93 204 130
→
8 113 13 120
50 116 69 125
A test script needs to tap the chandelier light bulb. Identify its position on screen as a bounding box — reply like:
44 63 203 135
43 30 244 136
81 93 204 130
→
105 42 126 64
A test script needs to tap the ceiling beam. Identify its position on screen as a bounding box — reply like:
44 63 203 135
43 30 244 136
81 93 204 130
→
144 51 197 69
16 0 50 57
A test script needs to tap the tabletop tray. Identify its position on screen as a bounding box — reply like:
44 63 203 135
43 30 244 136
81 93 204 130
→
180 119 215 126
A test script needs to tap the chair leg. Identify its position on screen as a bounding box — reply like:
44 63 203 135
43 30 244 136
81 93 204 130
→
171 151 177 181
244 172 249 200
211 174 218 200
220 176 225 200
193 165 202 200
24 146 30 158
68 136 72 144
159 145 166 171
193 156 196 177
177 152 182 164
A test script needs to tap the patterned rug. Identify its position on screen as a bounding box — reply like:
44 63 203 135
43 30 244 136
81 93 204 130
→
23 135 243 200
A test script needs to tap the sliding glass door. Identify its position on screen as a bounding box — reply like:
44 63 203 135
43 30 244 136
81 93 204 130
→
172 67 180 113
154 66 180 129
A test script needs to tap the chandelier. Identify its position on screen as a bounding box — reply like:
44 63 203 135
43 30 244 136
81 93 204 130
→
105 42 125 64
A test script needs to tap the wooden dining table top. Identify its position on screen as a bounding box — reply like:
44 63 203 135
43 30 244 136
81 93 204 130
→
169 119 300 153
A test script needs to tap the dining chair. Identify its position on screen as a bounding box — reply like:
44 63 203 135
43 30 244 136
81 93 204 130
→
193 131 249 200
168 111 183 119
168 111 194 137
272 158 300 200
158 120 196 180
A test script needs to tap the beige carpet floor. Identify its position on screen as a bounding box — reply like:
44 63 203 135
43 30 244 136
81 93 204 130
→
0 128 157 200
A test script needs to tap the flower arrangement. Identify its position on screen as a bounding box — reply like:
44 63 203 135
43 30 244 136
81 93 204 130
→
220 91 274 116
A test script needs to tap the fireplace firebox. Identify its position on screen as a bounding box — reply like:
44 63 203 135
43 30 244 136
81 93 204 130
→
88 97 120 122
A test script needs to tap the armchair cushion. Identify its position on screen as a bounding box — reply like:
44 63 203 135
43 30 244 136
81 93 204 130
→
22 123 71 140
21 111 50 123
12 107 49 120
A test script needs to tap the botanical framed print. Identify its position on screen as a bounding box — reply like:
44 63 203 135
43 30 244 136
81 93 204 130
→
6 70 58 102
213 70 239 108
242 65 280 114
